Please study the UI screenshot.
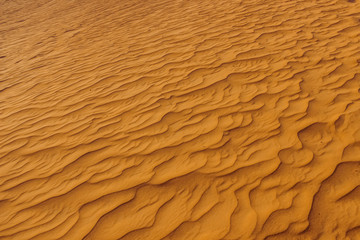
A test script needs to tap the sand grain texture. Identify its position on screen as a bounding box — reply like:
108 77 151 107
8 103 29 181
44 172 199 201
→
1 0 360 239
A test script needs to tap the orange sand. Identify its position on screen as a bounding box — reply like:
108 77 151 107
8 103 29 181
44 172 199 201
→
1 0 360 239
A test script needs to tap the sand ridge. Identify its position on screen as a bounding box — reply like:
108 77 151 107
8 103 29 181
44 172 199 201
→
1 0 360 239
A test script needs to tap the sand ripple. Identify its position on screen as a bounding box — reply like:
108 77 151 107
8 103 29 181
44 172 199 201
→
1 0 360 239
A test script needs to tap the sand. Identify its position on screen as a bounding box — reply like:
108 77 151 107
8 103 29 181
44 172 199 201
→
1 0 360 239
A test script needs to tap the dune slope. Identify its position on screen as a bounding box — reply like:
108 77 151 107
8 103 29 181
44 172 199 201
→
1 0 360 239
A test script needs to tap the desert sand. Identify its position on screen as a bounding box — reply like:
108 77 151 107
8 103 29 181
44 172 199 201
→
1 0 360 239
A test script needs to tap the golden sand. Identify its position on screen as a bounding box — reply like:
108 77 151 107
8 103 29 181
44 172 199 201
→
1 0 360 239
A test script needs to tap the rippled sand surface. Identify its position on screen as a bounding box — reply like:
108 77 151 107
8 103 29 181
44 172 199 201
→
1 0 360 239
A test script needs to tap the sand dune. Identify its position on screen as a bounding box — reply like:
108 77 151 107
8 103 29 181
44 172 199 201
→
1 0 360 239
